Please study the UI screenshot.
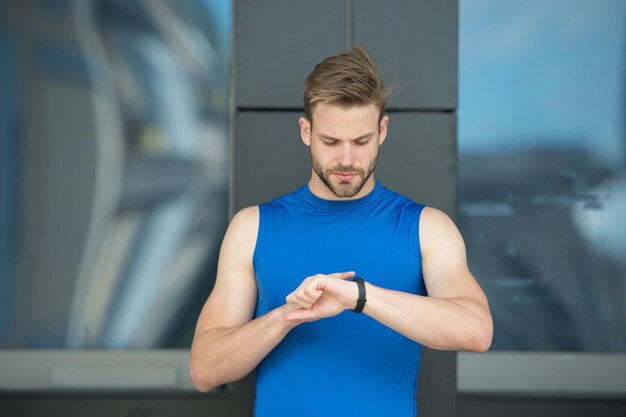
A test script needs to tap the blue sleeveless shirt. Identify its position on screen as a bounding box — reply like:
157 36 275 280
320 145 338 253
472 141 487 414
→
253 181 427 417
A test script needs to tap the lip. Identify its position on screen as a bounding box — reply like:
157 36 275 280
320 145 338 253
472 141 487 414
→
334 172 356 181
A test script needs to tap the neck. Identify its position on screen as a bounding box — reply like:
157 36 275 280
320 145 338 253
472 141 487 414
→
307 171 377 201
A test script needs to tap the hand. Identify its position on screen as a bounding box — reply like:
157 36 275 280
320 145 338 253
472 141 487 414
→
284 271 357 322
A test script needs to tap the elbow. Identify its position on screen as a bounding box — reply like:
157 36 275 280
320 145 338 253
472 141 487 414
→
189 361 218 393
472 333 492 353
189 358 236 393
469 316 493 353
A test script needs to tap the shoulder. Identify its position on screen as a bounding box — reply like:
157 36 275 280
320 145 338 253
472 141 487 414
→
419 206 465 259
218 206 260 271
231 205 260 223
420 206 455 228
225 206 260 241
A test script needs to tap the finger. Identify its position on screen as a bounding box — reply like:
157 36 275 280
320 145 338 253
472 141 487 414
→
327 271 356 280
289 282 320 303
286 293 310 309
285 293 304 309
295 292 316 306
303 285 322 302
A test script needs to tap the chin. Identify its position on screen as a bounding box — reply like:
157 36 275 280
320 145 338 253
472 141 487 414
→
330 183 362 198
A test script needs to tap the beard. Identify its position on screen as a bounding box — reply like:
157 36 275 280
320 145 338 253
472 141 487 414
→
310 149 379 198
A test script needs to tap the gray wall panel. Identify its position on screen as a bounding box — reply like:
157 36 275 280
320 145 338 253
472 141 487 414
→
353 0 457 110
458 394 626 417
234 111 310 211
236 0 346 108
377 112 457 212
418 349 457 417
235 112 457 214
375 112 458 417
0 392 231 417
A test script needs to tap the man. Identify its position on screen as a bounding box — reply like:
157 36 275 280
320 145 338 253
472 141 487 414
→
189 46 492 416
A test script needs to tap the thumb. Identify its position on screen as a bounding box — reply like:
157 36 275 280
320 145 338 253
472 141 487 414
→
285 308 319 321
327 271 356 280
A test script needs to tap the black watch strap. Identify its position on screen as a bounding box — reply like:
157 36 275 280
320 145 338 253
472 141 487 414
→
351 277 367 313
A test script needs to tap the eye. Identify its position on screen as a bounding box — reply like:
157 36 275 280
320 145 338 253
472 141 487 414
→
323 140 338 146
355 140 369 146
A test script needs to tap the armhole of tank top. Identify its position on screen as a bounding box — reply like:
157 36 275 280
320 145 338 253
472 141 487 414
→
414 204 427 262
252 203 264 274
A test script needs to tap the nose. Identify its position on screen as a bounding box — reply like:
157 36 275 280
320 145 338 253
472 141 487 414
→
338 143 356 167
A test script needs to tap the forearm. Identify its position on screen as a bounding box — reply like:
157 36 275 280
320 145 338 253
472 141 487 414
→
363 283 493 352
189 305 298 392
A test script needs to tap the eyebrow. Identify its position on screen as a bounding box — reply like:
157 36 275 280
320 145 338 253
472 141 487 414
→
318 132 376 142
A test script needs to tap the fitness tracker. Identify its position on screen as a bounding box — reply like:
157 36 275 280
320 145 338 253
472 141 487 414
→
351 277 367 313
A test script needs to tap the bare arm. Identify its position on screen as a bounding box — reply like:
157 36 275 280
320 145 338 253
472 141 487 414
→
284 207 493 352
361 207 493 351
188 206 302 393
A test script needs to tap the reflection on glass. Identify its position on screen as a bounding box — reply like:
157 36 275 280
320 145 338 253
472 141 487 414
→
0 0 231 348
459 0 626 350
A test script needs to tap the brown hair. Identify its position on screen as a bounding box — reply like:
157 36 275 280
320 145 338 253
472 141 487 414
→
303 46 393 123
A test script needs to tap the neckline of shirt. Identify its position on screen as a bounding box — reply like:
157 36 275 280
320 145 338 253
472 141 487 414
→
301 180 384 211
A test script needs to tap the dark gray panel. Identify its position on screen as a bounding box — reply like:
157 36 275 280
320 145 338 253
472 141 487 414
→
377 112 458 417
0 392 231 417
418 349 457 417
235 112 457 213
234 112 311 210
458 394 626 417
377 112 457 215
353 0 457 110
236 0 346 108
231 373 255 417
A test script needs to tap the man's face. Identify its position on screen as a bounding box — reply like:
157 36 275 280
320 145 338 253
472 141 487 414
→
299 102 388 199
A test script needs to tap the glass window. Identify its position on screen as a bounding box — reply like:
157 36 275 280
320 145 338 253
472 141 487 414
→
0 0 232 349
459 0 626 351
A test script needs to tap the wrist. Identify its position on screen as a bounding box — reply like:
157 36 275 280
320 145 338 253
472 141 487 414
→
276 304 303 330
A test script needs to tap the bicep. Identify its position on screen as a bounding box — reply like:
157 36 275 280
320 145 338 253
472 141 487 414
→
194 206 260 336
420 207 488 307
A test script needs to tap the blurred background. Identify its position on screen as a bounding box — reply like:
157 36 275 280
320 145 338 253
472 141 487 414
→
0 0 231 350
459 0 626 352
0 0 625 416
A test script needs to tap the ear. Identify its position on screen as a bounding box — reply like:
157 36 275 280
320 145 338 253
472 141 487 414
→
299 117 311 147
378 115 389 146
